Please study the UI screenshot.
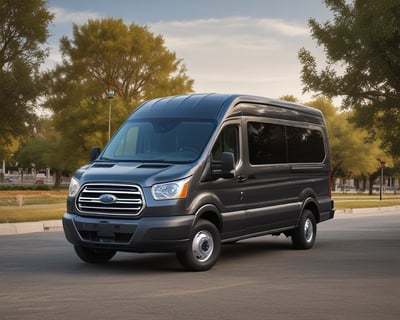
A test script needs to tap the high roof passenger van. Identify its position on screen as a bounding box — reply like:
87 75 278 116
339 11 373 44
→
63 93 335 271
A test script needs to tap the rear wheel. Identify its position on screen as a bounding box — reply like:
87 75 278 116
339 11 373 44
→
74 246 116 264
291 210 316 250
176 219 221 271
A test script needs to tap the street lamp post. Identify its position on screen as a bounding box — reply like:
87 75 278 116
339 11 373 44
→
106 90 115 141
379 160 386 201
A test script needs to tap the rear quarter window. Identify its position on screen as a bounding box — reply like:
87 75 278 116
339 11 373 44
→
247 121 325 165
286 126 325 163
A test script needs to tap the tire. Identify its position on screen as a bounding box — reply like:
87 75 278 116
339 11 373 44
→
291 210 316 250
74 246 116 264
176 219 221 271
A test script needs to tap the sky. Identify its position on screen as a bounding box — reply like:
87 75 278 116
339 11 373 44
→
46 0 333 102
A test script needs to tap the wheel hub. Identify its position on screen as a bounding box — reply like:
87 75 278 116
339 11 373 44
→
304 218 314 243
192 230 214 262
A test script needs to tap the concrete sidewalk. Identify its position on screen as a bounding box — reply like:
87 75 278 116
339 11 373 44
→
334 205 400 216
0 219 63 236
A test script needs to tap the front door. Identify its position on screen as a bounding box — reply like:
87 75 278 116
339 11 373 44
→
204 121 247 240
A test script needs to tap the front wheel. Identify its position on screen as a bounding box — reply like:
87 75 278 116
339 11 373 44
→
176 220 221 271
291 210 316 250
74 246 116 264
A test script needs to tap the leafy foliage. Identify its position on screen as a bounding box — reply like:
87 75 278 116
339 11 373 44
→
15 137 47 169
45 18 194 174
0 0 54 148
55 18 193 106
303 97 391 179
298 0 400 155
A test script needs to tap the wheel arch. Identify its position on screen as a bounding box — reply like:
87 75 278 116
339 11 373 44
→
301 197 321 223
193 204 223 233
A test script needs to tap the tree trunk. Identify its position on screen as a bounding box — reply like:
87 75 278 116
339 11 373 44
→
53 169 62 189
368 175 374 195
368 170 380 195
362 175 367 192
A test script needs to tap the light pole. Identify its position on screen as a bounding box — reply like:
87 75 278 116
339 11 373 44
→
379 160 386 201
106 90 115 141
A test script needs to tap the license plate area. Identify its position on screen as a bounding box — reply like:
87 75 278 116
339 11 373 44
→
75 221 137 244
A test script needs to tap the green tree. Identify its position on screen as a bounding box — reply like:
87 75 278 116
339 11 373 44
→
46 18 194 176
15 137 47 170
13 118 76 187
298 0 400 156
307 97 391 192
279 94 299 103
54 18 193 106
0 0 54 150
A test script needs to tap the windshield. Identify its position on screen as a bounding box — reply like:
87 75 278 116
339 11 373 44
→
101 118 216 163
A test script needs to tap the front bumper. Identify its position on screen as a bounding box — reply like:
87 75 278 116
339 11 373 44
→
62 213 195 253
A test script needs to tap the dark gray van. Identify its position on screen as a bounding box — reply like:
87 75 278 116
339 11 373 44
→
63 93 334 271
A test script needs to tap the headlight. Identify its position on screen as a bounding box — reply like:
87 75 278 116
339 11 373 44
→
68 177 80 197
151 177 191 200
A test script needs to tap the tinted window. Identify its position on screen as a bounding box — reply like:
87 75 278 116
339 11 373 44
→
247 121 325 165
248 122 287 165
287 127 325 163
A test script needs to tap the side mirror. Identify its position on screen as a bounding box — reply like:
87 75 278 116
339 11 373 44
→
221 152 235 174
211 152 235 179
90 146 101 162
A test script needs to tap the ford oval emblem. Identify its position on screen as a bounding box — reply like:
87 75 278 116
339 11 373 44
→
99 194 117 204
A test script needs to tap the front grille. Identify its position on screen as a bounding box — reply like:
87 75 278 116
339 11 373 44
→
76 183 144 217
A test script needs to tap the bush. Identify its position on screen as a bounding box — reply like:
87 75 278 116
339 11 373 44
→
0 184 51 191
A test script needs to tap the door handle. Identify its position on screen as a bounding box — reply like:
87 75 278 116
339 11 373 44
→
237 175 246 182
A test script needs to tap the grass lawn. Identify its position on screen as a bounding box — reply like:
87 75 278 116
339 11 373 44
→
0 190 67 223
333 193 400 209
0 204 66 223
0 190 399 223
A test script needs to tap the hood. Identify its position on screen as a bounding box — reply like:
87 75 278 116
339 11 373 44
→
76 161 196 187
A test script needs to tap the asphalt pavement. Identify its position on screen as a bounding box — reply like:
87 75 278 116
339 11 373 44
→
1 210 399 320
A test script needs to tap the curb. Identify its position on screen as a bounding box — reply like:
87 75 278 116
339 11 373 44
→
334 205 400 215
0 219 63 236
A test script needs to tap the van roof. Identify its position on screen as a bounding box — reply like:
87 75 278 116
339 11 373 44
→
130 93 323 122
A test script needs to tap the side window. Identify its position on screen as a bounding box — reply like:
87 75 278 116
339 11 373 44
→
247 121 325 165
212 125 239 164
287 127 325 163
247 122 287 165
